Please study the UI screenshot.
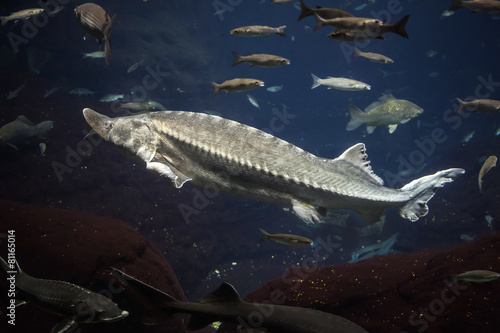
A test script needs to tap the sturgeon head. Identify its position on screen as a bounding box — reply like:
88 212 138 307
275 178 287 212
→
74 292 129 324
83 108 157 164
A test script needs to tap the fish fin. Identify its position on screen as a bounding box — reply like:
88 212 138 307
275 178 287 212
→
51 316 76 333
313 13 325 31
0 16 7 26
277 25 287 37
399 168 465 222
449 0 463 11
392 14 410 39
231 51 242 66
211 82 220 97
291 199 326 223
335 143 384 185
353 46 361 57
456 97 466 113
388 124 398 133
366 126 376 134
310 73 321 89
146 161 191 188
35 120 53 139
298 0 313 21
346 105 364 131
259 228 270 242
199 282 241 304
16 115 34 125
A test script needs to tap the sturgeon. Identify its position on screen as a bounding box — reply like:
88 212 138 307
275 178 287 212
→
82 108 464 223
0 257 128 332
111 267 369 333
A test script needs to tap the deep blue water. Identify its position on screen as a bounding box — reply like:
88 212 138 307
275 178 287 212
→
1 0 500 321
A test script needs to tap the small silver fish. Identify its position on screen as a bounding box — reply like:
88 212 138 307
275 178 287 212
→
230 25 286 37
267 85 283 93
454 270 500 283
82 51 106 59
70 88 94 96
247 94 260 109
462 131 475 143
100 94 124 102
231 51 290 68
0 8 44 26
127 59 145 73
311 73 370 91
353 47 393 64
478 155 497 193
259 229 313 246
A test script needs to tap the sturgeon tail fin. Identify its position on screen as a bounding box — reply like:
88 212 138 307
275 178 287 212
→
399 168 465 222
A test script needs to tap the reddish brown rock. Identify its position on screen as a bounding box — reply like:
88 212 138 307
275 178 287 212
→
0 200 187 333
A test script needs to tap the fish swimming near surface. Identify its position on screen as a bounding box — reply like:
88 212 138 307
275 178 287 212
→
453 270 500 283
0 8 44 26
0 257 128 332
259 228 313 246
0 115 53 149
231 51 290 67
347 93 423 134
456 98 500 113
311 73 370 91
353 46 394 64
230 25 287 37
297 0 353 21
111 267 370 333
75 3 115 65
478 155 497 193
212 78 264 97
449 0 500 14
83 108 464 223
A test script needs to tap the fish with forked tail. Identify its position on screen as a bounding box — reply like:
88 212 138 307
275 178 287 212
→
0 115 53 149
259 228 313 246
111 267 369 332
230 25 287 37
212 78 264 97
83 108 464 223
75 3 115 65
456 98 500 113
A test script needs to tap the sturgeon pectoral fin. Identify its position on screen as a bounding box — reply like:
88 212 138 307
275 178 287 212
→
388 124 398 133
51 316 76 333
292 200 326 224
146 162 191 188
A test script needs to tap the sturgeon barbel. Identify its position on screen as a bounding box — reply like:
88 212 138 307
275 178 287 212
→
83 108 464 223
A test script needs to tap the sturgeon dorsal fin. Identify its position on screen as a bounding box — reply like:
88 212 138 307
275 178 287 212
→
198 282 241 304
335 143 384 185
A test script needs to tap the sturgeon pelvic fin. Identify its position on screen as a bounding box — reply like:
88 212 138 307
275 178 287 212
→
399 168 465 222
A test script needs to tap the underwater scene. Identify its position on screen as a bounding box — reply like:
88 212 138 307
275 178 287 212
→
1 0 500 332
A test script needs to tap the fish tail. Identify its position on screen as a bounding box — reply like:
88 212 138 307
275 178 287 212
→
449 0 463 11
298 0 313 21
399 168 465 222
231 51 242 66
277 25 286 37
346 105 364 131
313 14 325 32
259 228 270 242
310 73 321 89
211 82 220 97
456 98 466 113
35 120 53 140
392 14 410 39
353 46 361 57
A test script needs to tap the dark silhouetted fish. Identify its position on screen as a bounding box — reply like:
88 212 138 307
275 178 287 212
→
298 0 353 21
111 267 369 333
0 257 128 332
75 3 115 65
